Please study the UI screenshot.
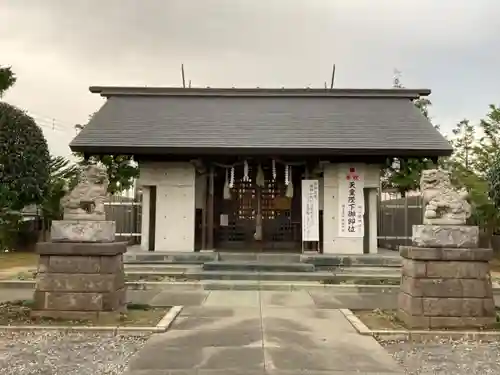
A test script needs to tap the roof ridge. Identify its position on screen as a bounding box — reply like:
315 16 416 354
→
89 86 430 100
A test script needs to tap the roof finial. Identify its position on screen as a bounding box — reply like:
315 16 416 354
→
181 63 186 88
330 63 336 89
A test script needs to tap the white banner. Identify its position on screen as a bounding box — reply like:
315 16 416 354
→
338 165 364 237
301 180 320 242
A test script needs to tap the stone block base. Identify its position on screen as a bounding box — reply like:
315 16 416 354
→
397 309 496 329
412 225 479 248
398 246 495 329
31 242 126 321
51 220 116 243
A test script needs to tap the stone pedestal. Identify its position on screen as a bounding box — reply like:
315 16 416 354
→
412 225 479 248
32 239 127 321
51 220 115 243
398 225 495 329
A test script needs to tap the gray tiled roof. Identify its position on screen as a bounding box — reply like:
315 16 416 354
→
70 87 452 157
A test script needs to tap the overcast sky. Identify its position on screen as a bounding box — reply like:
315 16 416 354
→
1 0 499 158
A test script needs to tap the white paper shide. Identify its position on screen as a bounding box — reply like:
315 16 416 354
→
338 165 364 237
301 180 320 242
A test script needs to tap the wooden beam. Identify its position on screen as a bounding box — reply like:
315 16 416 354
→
207 164 215 249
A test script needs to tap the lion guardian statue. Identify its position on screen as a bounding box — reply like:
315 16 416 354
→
61 164 109 221
420 169 471 225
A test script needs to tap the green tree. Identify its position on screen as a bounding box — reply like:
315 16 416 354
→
0 102 50 249
76 154 138 194
487 152 500 211
470 105 500 241
445 119 476 184
474 104 500 176
0 66 16 98
382 78 438 195
447 108 500 244
74 112 139 194
40 156 80 237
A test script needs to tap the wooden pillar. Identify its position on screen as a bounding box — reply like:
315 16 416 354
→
303 165 311 251
207 164 215 249
201 172 208 250
148 186 157 252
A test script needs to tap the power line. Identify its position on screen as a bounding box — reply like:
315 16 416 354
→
35 120 71 134
26 111 74 128
29 115 75 133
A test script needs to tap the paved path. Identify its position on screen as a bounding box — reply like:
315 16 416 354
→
124 290 404 374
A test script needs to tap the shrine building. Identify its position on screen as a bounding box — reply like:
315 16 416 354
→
70 87 452 254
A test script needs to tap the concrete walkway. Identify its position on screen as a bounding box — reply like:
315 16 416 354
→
125 290 404 374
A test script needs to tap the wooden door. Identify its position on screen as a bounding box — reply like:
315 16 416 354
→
215 164 301 251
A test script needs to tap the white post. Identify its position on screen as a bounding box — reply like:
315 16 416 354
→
140 186 150 251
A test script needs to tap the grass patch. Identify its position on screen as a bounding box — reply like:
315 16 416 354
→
490 255 500 274
8 273 190 282
354 309 405 330
0 252 38 271
354 309 500 331
0 300 169 327
125 274 169 282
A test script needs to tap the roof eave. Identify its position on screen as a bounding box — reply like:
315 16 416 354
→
69 144 452 158
88 86 431 100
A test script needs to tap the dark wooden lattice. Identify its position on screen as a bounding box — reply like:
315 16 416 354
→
216 163 300 251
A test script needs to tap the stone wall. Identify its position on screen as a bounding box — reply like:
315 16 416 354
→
398 246 495 329
32 242 126 321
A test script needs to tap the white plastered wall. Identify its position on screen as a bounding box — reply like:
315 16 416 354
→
137 162 196 251
322 163 380 254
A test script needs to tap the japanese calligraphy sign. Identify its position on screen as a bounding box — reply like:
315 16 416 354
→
301 180 320 242
338 165 364 237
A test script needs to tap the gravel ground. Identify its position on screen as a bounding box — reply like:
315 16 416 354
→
0 331 147 375
383 338 500 374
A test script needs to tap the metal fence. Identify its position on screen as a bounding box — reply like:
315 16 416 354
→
377 190 423 250
104 194 142 244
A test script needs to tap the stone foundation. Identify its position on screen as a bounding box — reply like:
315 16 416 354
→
398 245 495 329
32 242 126 321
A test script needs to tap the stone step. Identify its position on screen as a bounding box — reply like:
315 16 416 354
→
124 264 200 273
303 254 401 268
124 251 402 268
217 253 302 263
123 252 218 264
202 261 315 272
331 266 400 275
140 271 394 284
197 280 400 291
123 268 400 282
185 270 399 282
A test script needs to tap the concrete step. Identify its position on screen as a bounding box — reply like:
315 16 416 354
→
202 261 315 272
124 264 200 273
302 254 401 268
124 268 399 282
199 280 401 291
331 266 400 275
217 253 302 263
188 270 400 282
124 252 218 264
123 251 402 268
